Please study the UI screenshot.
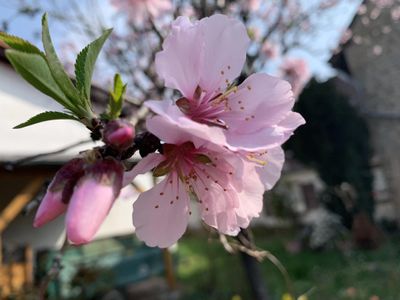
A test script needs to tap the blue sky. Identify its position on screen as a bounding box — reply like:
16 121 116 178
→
0 0 361 80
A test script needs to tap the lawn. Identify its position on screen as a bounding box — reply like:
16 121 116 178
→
176 231 400 300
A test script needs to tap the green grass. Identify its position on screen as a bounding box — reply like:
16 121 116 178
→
176 232 400 300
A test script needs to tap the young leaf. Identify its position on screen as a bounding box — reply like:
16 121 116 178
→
14 111 79 129
106 74 126 119
75 28 112 100
41 14 82 105
0 32 44 56
5 49 81 115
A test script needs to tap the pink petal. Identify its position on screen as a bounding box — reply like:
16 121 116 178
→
198 14 250 95
225 73 295 128
155 16 203 98
234 159 265 228
277 112 306 142
123 152 165 186
225 126 284 151
33 190 67 228
145 112 227 149
132 173 190 248
276 112 306 142
256 147 285 190
221 73 296 150
66 179 117 245
198 187 242 235
186 151 254 235
155 14 249 98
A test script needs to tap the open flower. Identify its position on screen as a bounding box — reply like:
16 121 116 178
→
124 115 285 248
149 14 304 151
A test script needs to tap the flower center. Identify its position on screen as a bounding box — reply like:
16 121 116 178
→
176 85 238 130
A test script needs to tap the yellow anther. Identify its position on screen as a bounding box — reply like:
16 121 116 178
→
247 154 267 166
211 86 238 106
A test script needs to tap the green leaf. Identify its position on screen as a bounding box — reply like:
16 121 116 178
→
105 73 126 119
5 49 80 114
75 28 112 100
41 14 82 105
0 32 44 56
14 111 79 129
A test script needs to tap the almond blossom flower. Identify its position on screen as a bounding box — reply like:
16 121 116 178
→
110 0 172 24
280 58 311 98
124 115 285 248
150 14 304 152
261 40 279 59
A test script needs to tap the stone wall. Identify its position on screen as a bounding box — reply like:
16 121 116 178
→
344 1 400 221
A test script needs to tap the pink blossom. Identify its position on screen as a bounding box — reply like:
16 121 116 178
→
124 115 285 247
67 158 123 244
373 45 383 56
362 16 370 25
34 158 85 228
353 35 362 45
340 29 353 45
358 4 367 15
152 14 304 152
370 7 381 20
180 4 195 18
110 0 172 24
243 0 261 12
371 0 394 9
280 58 311 98
391 6 400 21
103 120 135 150
319 0 339 9
261 40 279 59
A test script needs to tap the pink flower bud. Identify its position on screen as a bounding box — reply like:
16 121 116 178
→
66 158 123 245
34 158 85 228
103 120 135 150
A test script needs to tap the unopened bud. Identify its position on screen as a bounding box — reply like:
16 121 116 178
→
103 120 135 150
34 158 85 228
66 158 123 245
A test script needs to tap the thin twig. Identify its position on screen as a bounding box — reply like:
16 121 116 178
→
220 232 295 297
4 139 92 170
39 237 69 300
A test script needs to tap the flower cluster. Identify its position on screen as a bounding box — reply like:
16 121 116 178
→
123 14 305 247
33 14 304 248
